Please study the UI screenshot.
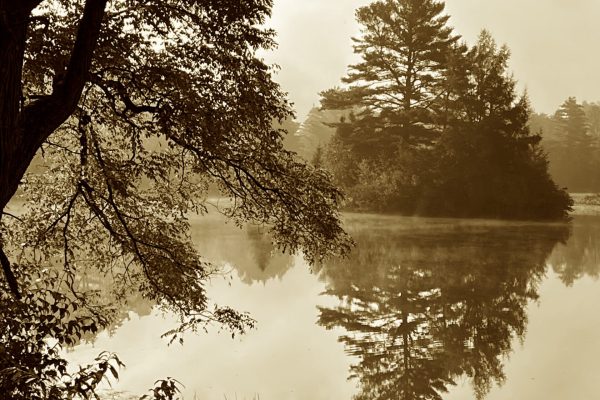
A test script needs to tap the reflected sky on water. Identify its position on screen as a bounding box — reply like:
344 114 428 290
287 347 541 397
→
67 213 600 399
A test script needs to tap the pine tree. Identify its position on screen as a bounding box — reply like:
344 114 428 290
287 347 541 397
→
426 31 572 219
550 97 598 191
321 0 459 147
556 97 589 138
321 0 459 213
322 4 571 219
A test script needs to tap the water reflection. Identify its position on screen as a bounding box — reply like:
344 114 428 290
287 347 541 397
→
549 215 600 285
67 214 600 399
316 215 570 400
75 216 293 344
190 215 294 284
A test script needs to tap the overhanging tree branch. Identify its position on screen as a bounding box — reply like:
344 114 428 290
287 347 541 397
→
0 0 108 298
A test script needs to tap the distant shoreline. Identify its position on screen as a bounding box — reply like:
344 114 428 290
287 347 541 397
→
6 193 600 219
570 193 600 216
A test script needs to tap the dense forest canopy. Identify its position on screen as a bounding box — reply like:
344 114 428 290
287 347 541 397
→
0 1 351 398
319 0 572 220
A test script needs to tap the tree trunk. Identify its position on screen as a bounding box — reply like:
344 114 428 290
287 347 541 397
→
0 5 29 298
0 0 109 297
0 6 28 211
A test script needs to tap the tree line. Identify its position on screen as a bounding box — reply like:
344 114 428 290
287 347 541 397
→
318 0 572 220
531 98 600 193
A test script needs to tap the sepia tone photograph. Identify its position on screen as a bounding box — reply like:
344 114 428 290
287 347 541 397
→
1 0 599 399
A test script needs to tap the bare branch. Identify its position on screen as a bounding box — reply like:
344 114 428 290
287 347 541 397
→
1 211 23 222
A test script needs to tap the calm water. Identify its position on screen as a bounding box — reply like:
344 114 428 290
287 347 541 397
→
67 213 600 399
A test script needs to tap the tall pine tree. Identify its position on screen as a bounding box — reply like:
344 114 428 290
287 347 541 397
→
321 0 458 213
426 31 571 219
321 0 458 148
549 97 598 191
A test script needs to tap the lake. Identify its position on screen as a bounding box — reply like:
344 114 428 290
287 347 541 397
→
67 212 600 399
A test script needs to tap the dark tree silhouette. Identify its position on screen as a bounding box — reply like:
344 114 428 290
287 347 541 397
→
319 0 459 213
320 8 571 219
0 1 350 398
424 32 572 219
321 0 458 146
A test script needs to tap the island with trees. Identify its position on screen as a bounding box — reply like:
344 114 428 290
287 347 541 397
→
314 0 573 220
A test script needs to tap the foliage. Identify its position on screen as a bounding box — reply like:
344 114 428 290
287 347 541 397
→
321 0 458 147
421 32 572 219
582 101 600 137
0 254 187 400
321 0 571 220
0 266 117 399
283 107 348 161
0 0 351 398
139 379 183 400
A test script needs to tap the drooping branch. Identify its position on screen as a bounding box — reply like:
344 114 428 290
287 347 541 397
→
0 0 108 297
90 74 158 115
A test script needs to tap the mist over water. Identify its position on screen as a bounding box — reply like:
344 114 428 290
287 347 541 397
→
67 213 600 399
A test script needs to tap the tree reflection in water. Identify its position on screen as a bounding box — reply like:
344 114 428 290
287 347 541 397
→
72 220 294 345
317 215 570 400
549 215 600 285
190 217 294 285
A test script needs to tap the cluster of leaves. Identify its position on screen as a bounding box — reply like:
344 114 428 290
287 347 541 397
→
139 378 182 400
321 0 571 220
0 263 184 399
0 266 120 399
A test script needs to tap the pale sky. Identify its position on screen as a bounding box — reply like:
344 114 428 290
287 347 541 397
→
264 0 600 120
